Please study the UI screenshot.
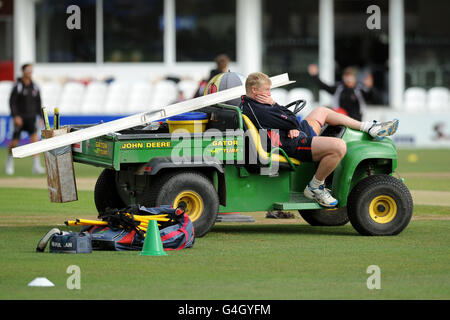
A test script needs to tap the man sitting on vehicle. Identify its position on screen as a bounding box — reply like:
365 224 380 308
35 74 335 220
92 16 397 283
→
241 72 398 208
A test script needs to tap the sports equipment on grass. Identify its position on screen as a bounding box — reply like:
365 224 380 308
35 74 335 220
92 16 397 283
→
140 220 168 256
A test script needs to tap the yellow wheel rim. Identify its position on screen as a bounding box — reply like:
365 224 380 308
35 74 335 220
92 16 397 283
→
369 195 397 224
173 191 204 222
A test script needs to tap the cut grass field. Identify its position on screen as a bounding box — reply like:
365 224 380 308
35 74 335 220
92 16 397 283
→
1 219 448 300
0 148 449 300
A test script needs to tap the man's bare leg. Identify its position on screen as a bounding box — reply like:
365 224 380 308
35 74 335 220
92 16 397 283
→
8 138 19 154
30 132 45 174
311 136 347 181
302 106 398 207
302 136 346 207
5 139 19 175
305 106 399 140
301 108 351 207
305 106 361 132
30 132 39 143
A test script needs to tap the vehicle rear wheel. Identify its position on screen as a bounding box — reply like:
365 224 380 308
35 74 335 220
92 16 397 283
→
298 207 349 226
147 171 219 237
347 174 413 236
94 169 125 213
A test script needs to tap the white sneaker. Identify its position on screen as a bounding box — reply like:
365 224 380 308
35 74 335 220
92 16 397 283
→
32 157 46 175
36 228 61 252
5 156 14 175
32 164 46 175
304 183 338 208
368 119 399 141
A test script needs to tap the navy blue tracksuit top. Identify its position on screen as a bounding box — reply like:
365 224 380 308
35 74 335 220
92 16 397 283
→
240 95 300 154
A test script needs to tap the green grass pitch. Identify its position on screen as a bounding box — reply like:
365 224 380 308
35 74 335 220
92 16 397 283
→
0 148 449 299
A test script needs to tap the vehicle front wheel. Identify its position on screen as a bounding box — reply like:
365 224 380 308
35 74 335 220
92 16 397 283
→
147 171 219 237
347 174 413 236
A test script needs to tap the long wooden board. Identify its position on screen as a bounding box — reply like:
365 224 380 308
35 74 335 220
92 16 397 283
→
12 73 294 158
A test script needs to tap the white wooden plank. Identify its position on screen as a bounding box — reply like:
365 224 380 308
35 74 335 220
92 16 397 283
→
12 73 294 158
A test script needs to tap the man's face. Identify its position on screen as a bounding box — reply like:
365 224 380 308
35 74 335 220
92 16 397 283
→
251 82 271 98
343 74 356 88
23 65 33 79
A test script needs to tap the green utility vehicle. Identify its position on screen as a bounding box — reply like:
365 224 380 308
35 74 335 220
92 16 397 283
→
72 102 413 237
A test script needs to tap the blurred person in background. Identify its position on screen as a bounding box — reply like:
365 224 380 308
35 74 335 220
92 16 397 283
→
172 90 186 103
5 63 45 175
194 54 232 98
308 64 381 121
208 54 230 81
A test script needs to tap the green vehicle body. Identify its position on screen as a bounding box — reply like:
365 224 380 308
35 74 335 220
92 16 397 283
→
72 103 401 235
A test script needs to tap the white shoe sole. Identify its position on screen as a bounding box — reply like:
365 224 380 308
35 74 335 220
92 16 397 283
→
32 167 46 175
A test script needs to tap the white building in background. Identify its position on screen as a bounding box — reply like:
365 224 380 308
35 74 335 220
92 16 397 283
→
5 0 450 109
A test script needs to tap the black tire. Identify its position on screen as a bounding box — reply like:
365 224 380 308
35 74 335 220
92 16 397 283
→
299 207 349 226
149 171 219 237
94 169 125 213
347 174 413 236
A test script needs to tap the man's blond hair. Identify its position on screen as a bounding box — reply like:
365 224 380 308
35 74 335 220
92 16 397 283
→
245 72 271 95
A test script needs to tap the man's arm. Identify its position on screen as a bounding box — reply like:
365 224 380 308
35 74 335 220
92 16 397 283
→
9 83 19 117
9 83 24 127
246 94 299 130
308 64 337 94
361 86 381 104
312 75 337 94
259 104 299 130
35 87 42 118
361 74 381 104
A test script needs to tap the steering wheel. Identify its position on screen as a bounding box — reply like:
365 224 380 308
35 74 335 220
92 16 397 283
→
285 99 306 115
